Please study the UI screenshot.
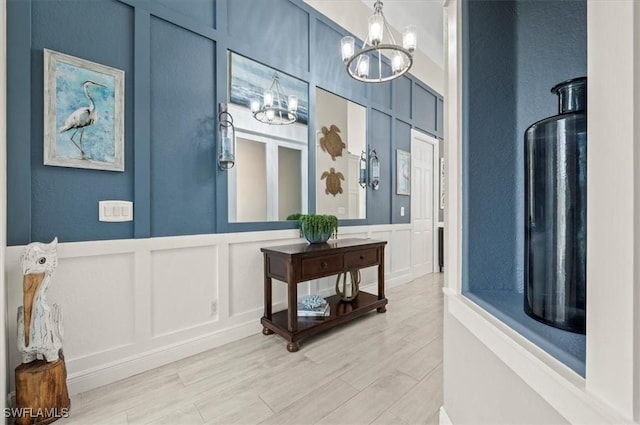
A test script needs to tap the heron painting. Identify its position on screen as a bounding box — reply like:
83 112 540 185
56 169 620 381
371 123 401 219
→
44 49 124 171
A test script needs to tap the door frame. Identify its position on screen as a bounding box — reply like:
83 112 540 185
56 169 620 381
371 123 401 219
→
410 129 440 276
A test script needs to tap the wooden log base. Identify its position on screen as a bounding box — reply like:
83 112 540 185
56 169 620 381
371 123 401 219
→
286 341 300 352
262 327 274 335
15 356 70 425
377 306 387 313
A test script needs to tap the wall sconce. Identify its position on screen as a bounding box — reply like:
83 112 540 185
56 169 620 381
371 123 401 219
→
369 148 380 190
359 150 367 188
218 103 235 170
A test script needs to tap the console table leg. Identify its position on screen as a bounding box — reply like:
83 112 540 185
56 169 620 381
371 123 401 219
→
262 327 274 335
263 253 272 321
286 341 300 352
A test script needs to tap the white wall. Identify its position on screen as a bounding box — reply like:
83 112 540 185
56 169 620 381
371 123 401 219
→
443 307 569 424
303 0 444 95
442 0 640 423
5 224 413 395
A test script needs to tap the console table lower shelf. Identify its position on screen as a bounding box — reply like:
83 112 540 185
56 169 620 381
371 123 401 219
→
261 291 387 352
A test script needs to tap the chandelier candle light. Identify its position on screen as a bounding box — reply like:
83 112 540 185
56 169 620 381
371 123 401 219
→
341 0 417 83
251 73 298 125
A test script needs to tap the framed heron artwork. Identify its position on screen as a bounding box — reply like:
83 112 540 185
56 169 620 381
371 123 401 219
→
44 49 124 171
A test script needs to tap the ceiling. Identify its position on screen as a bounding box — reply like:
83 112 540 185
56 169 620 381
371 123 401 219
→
361 0 444 68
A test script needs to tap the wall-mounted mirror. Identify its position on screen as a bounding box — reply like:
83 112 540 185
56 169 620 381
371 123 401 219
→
315 88 367 219
227 53 309 222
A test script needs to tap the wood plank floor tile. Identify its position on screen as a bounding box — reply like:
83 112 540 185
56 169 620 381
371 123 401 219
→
388 364 443 425
147 405 205 425
259 378 359 425
195 389 274 425
316 372 418 425
58 273 444 425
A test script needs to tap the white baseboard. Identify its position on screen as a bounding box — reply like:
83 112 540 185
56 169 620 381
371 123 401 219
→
66 320 260 395
439 406 453 425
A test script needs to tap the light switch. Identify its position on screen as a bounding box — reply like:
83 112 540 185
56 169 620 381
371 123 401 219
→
99 201 133 222
400 207 405 216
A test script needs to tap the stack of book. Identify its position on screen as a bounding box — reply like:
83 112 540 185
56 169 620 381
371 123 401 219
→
297 296 330 318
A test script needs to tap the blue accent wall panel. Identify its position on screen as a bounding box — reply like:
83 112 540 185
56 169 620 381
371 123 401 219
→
413 84 437 134
368 109 392 224
6 0 442 244
392 119 411 224
28 0 135 243
314 20 366 104
228 0 308 76
393 76 412 121
150 18 216 237
7 0 32 246
463 0 586 293
464 0 518 291
154 0 216 29
371 62 392 110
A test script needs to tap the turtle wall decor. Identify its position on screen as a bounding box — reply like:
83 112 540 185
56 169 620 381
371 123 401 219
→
320 125 346 160
321 167 345 197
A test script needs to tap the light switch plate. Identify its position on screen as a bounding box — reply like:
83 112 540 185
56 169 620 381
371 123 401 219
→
400 206 405 216
99 201 133 222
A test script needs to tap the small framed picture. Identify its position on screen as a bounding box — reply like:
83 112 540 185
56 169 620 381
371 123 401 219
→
44 49 125 172
396 149 411 196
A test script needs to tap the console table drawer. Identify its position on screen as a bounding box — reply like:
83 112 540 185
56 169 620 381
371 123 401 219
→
301 254 344 279
345 248 378 268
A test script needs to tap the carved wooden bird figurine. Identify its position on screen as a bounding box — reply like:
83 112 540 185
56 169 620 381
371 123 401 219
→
17 238 63 363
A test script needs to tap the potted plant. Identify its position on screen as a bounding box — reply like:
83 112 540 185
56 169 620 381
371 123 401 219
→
295 214 338 244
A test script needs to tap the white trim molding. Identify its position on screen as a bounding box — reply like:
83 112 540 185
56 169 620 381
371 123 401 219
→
446 291 628 424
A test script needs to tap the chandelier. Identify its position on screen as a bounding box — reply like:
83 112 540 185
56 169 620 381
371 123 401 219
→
340 0 417 83
250 73 298 125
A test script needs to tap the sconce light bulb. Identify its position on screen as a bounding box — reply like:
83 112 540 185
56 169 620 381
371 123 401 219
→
403 26 417 53
250 99 260 113
264 90 274 108
368 14 384 45
391 53 404 74
341 36 355 62
357 55 370 78
288 95 298 112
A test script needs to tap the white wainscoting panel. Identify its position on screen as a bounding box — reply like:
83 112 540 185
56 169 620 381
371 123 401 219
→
228 238 297 318
151 246 219 337
54 254 136 360
5 224 422 396
391 229 412 276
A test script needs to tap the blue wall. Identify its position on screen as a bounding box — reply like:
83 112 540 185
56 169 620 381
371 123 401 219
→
462 0 587 292
7 0 443 246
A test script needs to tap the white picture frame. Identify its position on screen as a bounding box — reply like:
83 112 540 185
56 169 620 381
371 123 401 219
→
396 149 411 196
44 49 124 172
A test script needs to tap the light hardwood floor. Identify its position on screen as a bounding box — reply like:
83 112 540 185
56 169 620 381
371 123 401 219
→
59 272 444 425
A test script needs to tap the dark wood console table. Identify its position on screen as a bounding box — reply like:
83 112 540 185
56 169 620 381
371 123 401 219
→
261 238 388 352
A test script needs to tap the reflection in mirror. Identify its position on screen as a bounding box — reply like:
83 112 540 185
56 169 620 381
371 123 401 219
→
227 52 308 222
316 88 367 219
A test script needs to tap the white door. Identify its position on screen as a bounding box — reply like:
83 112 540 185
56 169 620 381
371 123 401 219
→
411 130 439 277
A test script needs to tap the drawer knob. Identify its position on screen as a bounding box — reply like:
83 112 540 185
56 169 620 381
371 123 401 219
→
321 261 328 269
360 255 365 260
